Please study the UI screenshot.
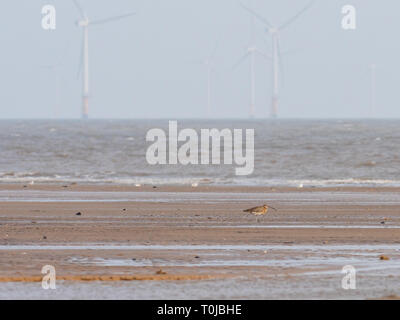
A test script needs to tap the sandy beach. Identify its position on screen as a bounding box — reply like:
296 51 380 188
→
0 184 399 299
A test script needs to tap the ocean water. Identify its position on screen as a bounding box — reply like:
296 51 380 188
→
1 119 400 187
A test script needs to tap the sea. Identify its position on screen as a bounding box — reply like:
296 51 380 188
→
1 119 400 187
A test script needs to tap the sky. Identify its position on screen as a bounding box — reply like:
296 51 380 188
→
1 0 399 119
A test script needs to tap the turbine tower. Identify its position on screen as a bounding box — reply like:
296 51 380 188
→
234 2 269 119
242 1 314 118
233 46 268 118
196 41 219 118
72 0 135 119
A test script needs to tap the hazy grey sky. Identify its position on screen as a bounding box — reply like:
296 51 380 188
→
1 0 399 119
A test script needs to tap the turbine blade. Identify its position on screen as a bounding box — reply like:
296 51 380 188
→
232 52 251 70
279 0 314 31
240 2 273 29
72 0 86 19
90 12 136 25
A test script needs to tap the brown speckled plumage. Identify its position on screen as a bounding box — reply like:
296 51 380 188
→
243 204 277 221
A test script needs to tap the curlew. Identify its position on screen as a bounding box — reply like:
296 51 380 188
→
243 204 277 223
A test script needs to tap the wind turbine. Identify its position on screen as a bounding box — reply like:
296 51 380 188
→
241 1 314 118
72 0 135 119
41 40 71 118
233 46 268 118
197 41 219 118
234 1 268 118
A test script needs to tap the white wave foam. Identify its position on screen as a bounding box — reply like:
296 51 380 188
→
0 175 218 186
1 174 400 187
285 178 400 187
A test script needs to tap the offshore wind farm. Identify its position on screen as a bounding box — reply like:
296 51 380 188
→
6 0 396 119
241 0 314 118
1 0 400 301
69 0 315 119
72 0 135 119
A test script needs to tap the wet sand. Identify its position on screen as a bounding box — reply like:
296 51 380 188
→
0 184 399 299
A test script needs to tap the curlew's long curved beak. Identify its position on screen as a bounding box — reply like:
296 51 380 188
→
269 206 278 211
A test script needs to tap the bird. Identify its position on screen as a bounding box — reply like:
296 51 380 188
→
243 204 277 223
